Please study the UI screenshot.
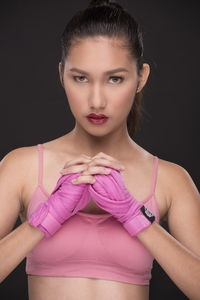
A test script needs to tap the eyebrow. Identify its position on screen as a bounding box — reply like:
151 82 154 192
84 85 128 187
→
69 67 129 75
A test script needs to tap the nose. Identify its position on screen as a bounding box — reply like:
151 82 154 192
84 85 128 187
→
89 84 106 110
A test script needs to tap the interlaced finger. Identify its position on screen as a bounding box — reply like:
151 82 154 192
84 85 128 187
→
92 152 117 162
88 157 125 171
72 175 96 185
61 164 89 175
81 165 111 176
63 155 92 168
60 155 92 174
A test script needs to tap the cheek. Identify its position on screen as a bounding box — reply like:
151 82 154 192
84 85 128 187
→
64 84 84 113
111 86 135 115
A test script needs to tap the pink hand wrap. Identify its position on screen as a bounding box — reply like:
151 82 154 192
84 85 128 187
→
28 173 90 237
88 167 154 236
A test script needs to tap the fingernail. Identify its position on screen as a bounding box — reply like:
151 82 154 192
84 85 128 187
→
71 179 77 184
105 169 111 174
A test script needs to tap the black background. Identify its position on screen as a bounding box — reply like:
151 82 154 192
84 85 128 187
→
0 0 199 299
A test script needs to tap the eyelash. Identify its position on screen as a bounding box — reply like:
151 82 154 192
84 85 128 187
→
72 76 124 84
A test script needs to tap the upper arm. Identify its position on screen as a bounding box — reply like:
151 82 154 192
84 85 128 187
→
166 162 200 255
0 147 28 239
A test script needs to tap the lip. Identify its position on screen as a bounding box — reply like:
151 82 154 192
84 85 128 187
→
87 113 107 118
87 117 108 125
86 113 108 125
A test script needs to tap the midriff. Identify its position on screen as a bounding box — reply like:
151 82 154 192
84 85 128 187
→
28 275 149 300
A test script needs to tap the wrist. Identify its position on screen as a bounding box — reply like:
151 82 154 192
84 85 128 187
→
38 211 62 237
28 203 62 238
123 205 155 237
26 220 45 238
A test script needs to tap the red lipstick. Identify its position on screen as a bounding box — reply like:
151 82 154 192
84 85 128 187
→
87 113 108 125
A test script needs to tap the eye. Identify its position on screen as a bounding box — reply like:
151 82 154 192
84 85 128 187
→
73 76 87 83
72 75 124 84
109 76 124 84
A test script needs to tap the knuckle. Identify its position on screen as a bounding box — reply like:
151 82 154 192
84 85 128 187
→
64 167 70 173
93 157 99 163
98 152 104 155
100 166 106 171
83 164 89 171
63 162 69 168
85 167 90 173
87 161 93 167
82 170 89 175
73 166 80 172
82 164 88 170
94 152 102 157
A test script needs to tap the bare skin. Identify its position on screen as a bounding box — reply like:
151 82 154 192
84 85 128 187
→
20 135 167 300
0 36 199 300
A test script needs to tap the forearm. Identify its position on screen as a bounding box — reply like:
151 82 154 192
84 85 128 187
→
0 221 44 283
137 222 200 300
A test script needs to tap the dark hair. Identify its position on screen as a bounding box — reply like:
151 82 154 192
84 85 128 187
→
60 0 145 138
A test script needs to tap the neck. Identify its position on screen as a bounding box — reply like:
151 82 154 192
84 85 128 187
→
68 121 137 159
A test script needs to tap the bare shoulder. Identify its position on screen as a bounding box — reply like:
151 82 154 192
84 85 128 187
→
0 145 40 202
0 145 38 177
1 144 37 161
0 145 39 237
157 158 198 195
156 157 199 217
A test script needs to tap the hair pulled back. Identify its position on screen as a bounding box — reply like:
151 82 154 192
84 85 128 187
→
60 0 145 138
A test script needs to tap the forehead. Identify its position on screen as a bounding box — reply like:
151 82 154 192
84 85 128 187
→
66 36 133 67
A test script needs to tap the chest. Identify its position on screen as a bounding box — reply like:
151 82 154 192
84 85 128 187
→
21 157 167 222
26 212 154 284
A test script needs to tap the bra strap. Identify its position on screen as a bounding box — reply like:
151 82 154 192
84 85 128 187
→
151 156 159 195
37 144 43 186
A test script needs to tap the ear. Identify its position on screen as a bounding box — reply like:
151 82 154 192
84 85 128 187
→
58 62 64 87
136 63 150 93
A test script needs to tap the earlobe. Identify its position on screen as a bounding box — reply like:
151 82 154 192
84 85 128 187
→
137 63 150 93
58 62 64 87
136 82 140 93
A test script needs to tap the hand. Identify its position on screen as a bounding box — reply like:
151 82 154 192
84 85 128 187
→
62 152 153 236
88 167 155 236
60 154 96 184
67 152 125 185
28 155 93 237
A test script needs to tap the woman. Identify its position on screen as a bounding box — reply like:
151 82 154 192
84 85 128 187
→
0 0 199 299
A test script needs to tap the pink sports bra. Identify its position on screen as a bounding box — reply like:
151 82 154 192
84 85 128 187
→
26 144 160 285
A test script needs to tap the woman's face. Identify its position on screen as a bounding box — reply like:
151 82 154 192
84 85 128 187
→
59 36 149 137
